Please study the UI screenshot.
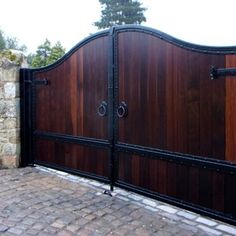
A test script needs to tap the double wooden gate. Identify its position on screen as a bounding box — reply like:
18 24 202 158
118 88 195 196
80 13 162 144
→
20 25 236 224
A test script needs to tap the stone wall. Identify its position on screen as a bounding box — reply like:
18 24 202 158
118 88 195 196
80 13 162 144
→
0 57 21 168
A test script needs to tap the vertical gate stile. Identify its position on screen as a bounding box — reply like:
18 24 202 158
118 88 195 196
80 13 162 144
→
20 68 34 166
31 71 37 166
108 27 116 191
113 27 120 189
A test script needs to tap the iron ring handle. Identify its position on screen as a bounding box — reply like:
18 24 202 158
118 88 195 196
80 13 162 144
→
97 101 107 117
117 102 128 118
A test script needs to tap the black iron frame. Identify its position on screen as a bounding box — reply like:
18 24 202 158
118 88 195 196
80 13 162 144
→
20 25 236 225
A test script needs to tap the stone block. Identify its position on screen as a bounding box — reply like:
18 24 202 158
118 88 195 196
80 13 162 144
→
196 217 217 226
4 118 17 129
142 199 157 207
197 225 222 235
5 99 20 118
2 143 17 155
0 119 4 129
0 66 19 82
0 143 3 154
0 100 6 116
0 132 8 142
0 56 22 170
216 224 236 234
177 210 197 220
0 155 19 168
156 205 178 214
4 82 18 98
8 129 20 144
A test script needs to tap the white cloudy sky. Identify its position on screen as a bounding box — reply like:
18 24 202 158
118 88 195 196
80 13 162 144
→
0 0 236 53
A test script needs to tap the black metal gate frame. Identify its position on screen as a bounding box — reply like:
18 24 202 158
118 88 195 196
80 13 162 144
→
20 25 236 225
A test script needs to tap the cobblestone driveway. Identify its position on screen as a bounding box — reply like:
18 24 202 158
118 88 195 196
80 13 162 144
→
0 167 235 236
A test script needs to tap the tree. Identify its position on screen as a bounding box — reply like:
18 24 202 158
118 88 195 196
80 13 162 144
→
6 37 27 52
0 28 27 52
30 39 66 68
47 41 65 65
0 30 6 50
94 0 146 29
0 29 27 65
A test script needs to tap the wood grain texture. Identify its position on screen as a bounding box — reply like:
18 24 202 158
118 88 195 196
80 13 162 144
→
117 32 225 160
226 55 236 163
35 36 109 140
117 153 236 218
36 139 109 177
30 29 236 221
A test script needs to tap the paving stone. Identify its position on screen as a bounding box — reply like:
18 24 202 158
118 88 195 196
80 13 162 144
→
216 224 236 235
115 189 130 196
142 199 157 207
197 225 222 235
181 219 198 226
162 212 182 221
89 181 103 187
128 194 143 201
145 205 159 212
0 224 9 232
0 167 234 236
177 210 197 220
156 205 178 214
196 217 218 226
51 220 66 229
32 223 45 230
7 227 23 235
57 229 75 236
116 195 129 202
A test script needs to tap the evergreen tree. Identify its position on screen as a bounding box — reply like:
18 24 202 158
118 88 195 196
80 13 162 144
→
31 39 51 67
47 41 65 65
31 39 65 68
94 0 146 29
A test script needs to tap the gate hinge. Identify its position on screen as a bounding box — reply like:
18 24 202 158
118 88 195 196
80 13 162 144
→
210 66 236 80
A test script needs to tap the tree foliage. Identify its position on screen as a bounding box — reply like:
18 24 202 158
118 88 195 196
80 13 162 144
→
0 30 6 50
5 37 27 52
0 28 27 52
30 39 65 68
0 28 27 64
94 0 146 29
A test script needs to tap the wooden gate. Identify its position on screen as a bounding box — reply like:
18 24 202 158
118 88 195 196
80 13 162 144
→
20 25 236 224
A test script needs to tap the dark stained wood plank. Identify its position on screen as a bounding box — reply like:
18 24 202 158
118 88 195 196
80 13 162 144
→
224 173 236 218
176 164 188 201
226 55 236 163
212 172 224 212
131 154 140 186
34 36 109 140
211 56 226 160
199 169 213 209
32 29 236 221
35 139 109 177
167 162 177 198
188 166 199 204
117 31 226 160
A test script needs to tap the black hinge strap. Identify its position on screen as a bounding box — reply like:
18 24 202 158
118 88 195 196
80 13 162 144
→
210 66 236 80
24 78 49 85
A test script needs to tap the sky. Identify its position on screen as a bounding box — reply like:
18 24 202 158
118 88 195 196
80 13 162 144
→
0 0 236 53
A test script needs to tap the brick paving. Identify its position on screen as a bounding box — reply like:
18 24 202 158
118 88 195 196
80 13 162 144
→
0 167 235 235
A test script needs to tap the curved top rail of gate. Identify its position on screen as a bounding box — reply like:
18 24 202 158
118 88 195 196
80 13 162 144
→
27 25 236 72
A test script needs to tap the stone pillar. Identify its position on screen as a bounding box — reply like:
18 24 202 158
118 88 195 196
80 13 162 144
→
0 57 21 168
